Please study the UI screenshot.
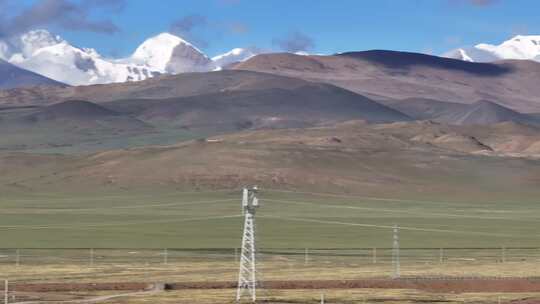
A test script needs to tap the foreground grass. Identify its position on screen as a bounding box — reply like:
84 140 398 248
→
69 289 540 304
4 257 540 303
7 288 540 304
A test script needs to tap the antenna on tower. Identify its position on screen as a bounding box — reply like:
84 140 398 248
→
236 186 260 303
242 188 248 215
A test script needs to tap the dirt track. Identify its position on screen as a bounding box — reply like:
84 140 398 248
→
6 283 151 293
7 278 540 294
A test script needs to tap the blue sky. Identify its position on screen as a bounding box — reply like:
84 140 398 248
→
2 0 538 58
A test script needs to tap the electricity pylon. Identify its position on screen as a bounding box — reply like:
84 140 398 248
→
392 224 400 279
236 186 260 303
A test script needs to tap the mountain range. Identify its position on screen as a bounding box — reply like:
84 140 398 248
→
1 31 540 141
0 30 258 86
231 50 540 113
0 31 540 195
2 49 540 129
4 30 540 89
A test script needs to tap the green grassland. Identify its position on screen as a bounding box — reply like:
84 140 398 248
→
1 188 539 249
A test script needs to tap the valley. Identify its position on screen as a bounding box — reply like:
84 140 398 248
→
1 25 540 304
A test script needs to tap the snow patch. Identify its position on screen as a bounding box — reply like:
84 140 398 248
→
211 48 258 67
443 35 540 63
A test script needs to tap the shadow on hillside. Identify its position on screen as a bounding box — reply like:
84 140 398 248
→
338 50 513 76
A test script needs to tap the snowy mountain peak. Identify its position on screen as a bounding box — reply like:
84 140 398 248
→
17 30 64 59
0 29 64 61
504 35 540 44
211 47 258 68
131 32 210 72
20 30 63 48
444 35 540 63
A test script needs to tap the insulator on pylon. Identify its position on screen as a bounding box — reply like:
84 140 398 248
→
242 188 248 207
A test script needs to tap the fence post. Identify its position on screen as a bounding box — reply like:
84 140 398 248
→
234 248 238 262
372 248 377 264
90 248 94 267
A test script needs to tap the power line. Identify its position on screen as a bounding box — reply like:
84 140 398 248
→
262 188 512 207
71 198 236 211
0 199 237 214
264 199 530 221
263 188 457 204
258 215 529 238
0 214 243 231
2 189 239 203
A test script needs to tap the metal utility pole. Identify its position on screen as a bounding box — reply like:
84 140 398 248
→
236 186 260 303
392 224 400 279
4 280 7 304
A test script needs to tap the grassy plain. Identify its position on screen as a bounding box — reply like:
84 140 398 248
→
0 188 539 249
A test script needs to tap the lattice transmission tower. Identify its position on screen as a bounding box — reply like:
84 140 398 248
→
392 224 400 279
236 186 260 303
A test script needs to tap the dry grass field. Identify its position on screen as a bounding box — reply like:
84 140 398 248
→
4 249 540 283
2 249 540 303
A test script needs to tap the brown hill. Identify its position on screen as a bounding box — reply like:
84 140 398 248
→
0 74 411 152
1 120 539 199
0 70 350 106
0 59 66 89
0 100 151 152
435 100 540 126
232 51 540 113
381 98 469 120
24 100 120 122
103 83 411 133
382 98 540 126
372 120 540 156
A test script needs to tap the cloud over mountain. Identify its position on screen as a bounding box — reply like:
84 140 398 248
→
0 0 124 38
273 31 315 53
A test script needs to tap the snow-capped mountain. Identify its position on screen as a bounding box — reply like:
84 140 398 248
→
131 32 212 73
0 30 255 86
443 35 540 62
0 30 162 85
212 48 258 69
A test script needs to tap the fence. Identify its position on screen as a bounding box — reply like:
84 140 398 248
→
1 248 540 303
1 247 540 276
